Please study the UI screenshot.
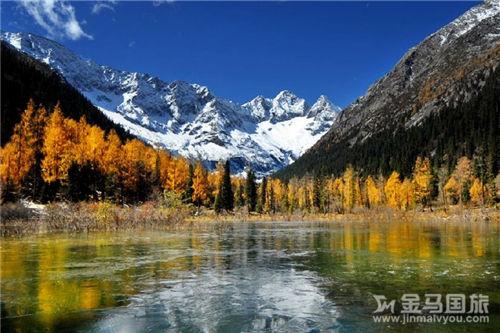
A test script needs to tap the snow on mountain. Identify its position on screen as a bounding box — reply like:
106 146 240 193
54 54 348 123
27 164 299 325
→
1 31 340 176
434 0 500 46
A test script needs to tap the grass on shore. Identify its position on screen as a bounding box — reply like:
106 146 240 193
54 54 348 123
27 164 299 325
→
1 201 498 237
1 201 190 236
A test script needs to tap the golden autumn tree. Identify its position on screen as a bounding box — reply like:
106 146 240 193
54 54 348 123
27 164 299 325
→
384 171 402 209
453 156 474 203
72 116 91 165
296 177 311 212
400 178 414 210
233 177 245 208
264 179 275 214
101 130 124 177
272 179 286 212
353 177 363 208
135 145 159 181
121 139 148 191
208 162 224 200
71 117 108 173
341 166 357 211
365 175 381 208
444 176 460 204
0 100 46 187
469 178 484 206
157 149 172 189
287 177 299 213
192 162 210 206
443 156 474 205
84 125 107 169
41 105 78 183
412 156 433 206
165 157 189 194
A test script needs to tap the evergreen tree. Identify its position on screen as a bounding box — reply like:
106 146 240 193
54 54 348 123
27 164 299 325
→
257 177 267 213
66 162 104 202
214 160 234 212
214 191 222 213
245 167 257 212
234 179 245 207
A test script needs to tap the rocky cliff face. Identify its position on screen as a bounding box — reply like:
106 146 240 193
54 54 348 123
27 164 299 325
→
278 0 500 178
1 32 340 176
320 0 499 146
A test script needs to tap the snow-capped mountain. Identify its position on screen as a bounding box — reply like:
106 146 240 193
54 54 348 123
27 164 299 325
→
1 31 340 176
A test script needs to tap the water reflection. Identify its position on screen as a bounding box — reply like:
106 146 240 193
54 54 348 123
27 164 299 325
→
1 221 499 332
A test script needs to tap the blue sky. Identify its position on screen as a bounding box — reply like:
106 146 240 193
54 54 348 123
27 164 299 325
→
2 1 478 107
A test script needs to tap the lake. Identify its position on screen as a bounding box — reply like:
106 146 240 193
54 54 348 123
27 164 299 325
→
1 221 499 332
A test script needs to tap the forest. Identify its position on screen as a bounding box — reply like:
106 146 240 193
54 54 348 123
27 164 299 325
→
1 101 498 215
275 67 499 183
1 42 133 145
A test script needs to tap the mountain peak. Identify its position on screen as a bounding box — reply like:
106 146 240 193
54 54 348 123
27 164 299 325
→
1 32 341 176
430 0 500 47
274 89 297 100
312 95 332 107
307 95 340 126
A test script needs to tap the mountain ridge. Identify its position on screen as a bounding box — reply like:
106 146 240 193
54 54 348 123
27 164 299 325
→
276 0 500 179
1 31 340 176
1 41 134 146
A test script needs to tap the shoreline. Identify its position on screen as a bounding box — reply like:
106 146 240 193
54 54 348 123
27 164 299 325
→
1 201 498 237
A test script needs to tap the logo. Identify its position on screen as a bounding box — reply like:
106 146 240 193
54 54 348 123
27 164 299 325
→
372 293 489 325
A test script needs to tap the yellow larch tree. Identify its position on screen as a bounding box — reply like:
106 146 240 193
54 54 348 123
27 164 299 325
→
0 100 46 186
157 150 172 189
469 178 484 206
208 162 224 199
384 171 402 209
365 175 381 208
72 116 91 165
271 179 285 212
287 177 299 213
444 176 461 204
121 139 147 191
400 178 414 210
354 176 363 208
454 156 474 203
412 156 433 206
85 125 107 169
41 105 78 183
166 157 189 194
102 130 123 177
192 162 210 206
342 166 356 211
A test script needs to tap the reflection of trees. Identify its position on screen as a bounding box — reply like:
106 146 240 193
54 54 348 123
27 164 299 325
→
304 221 499 310
1 235 195 331
1 222 498 332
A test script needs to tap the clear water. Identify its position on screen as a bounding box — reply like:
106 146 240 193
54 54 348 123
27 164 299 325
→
1 221 499 332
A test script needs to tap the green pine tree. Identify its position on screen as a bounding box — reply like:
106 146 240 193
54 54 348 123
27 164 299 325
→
214 160 234 212
245 167 257 212
257 177 267 213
